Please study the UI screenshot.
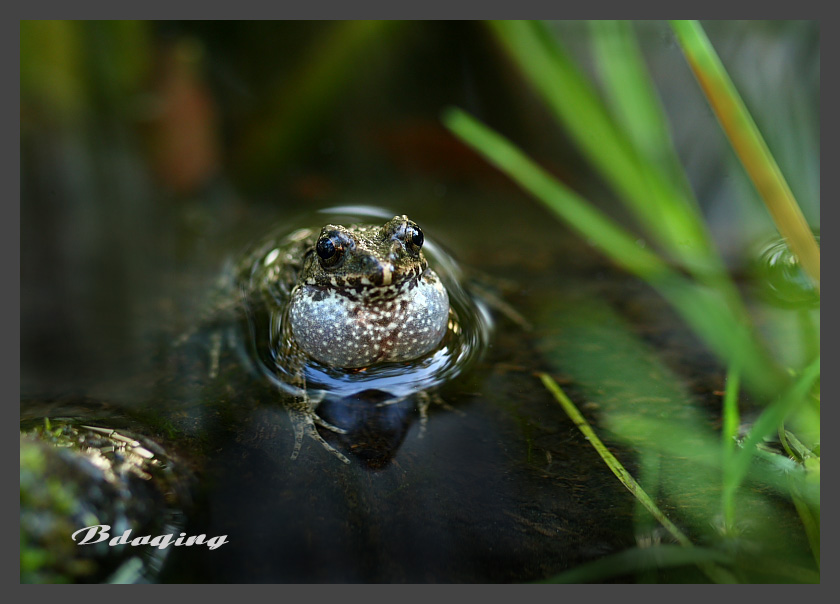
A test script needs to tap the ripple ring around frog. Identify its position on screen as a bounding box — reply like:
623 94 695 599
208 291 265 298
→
226 206 493 464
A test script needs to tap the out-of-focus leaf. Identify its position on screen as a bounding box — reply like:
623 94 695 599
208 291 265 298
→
443 107 786 399
234 20 404 184
670 20 819 289
488 20 717 279
538 545 732 583
589 20 692 197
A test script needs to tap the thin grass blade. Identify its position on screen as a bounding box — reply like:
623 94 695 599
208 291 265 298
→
539 373 690 545
444 107 784 397
729 356 820 496
670 20 819 289
721 365 741 530
488 20 717 279
538 544 732 583
539 373 737 583
589 20 693 198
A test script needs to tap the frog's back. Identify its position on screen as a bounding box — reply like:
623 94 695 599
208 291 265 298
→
235 227 318 303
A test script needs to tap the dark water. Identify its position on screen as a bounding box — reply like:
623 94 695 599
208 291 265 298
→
21 21 818 583
21 181 644 581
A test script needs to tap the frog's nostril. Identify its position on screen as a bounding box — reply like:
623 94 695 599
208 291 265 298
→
389 241 402 261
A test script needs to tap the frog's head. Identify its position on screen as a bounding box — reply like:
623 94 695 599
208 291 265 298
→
300 215 429 296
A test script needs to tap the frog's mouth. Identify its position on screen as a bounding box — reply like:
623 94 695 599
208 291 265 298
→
316 266 424 303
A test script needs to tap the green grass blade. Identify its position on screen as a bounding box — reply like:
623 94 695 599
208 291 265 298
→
538 545 732 583
721 366 741 531
488 20 717 277
444 107 785 398
789 468 820 570
589 20 693 198
442 108 665 280
539 373 737 583
670 20 820 289
539 373 691 545
729 356 820 494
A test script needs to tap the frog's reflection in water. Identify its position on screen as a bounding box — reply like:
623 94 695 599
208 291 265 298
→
316 389 417 470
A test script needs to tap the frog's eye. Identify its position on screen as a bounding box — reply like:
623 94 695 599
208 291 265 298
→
404 224 424 255
316 231 346 268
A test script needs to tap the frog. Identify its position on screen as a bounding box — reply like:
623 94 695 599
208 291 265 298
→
286 216 450 368
228 213 465 465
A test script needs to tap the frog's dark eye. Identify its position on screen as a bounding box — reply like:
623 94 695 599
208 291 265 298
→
405 224 424 254
316 231 345 268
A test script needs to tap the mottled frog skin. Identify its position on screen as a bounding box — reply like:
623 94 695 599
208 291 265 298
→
235 215 453 463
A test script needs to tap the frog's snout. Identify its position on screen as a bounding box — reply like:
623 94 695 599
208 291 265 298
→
359 253 396 287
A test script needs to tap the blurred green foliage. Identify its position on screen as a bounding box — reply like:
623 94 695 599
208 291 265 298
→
21 21 152 126
447 20 819 582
